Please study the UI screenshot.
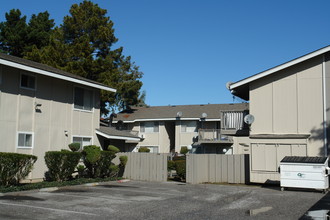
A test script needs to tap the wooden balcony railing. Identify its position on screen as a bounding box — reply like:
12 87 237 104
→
198 129 233 142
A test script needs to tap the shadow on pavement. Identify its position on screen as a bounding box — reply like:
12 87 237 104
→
0 195 45 201
299 192 330 219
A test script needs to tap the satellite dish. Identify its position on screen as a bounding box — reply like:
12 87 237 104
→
201 113 207 118
244 114 255 125
177 111 183 117
226 82 233 90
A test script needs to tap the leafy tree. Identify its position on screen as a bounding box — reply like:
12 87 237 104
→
25 1 144 114
0 9 27 56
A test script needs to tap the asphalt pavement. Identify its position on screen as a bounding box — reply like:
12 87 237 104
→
0 180 327 220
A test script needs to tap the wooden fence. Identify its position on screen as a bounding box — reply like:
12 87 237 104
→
113 152 168 182
186 154 249 184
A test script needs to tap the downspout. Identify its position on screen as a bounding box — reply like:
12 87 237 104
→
322 55 328 156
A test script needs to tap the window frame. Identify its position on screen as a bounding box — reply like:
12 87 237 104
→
73 87 94 112
180 121 198 133
20 72 36 91
140 121 159 133
17 132 34 149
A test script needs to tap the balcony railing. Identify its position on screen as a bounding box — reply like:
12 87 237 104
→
198 129 233 142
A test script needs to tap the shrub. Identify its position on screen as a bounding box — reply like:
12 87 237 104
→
108 145 120 154
180 146 189 155
109 164 119 178
76 165 86 178
167 160 175 171
175 160 186 180
119 156 128 167
0 152 37 186
138 147 150 153
97 151 117 178
68 143 81 152
82 145 101 178
44 151 81 182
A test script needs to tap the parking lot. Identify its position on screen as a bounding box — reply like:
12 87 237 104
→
0 180 326 220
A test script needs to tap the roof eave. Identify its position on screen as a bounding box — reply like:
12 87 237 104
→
229 45 330 97
0 58 116 92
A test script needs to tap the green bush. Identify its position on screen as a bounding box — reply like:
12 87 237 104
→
44 151 81 182
98 151 117 178
167 160 175 171
180 146 189 155
175 160 186 180
119 156 128 166
82 145 102 178
138 147 150 153
109 164 120 178
68 143 81 152
108 145 120 154
0 152 37 186
76 165 85 178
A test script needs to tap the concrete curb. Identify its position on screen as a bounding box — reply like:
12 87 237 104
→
39 187 59 192
84 182 100 186
117 179 130 183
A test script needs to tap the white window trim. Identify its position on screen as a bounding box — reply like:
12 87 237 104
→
17 131 34 149
20 72 37 91
73 86 94 113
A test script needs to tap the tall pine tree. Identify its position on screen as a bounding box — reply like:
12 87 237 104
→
25 1 144 114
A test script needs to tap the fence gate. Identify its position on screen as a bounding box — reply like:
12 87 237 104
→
114 152 168 182
186 154 249 184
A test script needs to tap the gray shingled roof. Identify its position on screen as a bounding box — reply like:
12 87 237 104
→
97 125 141 139
0 53 115 91
113 103 249 122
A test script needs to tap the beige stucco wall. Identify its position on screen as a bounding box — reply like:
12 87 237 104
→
0 65 101 179
248 55 326 183
250 55 324 156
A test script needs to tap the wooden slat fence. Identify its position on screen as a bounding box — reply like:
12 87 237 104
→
186 154 249 184
113 152 168 182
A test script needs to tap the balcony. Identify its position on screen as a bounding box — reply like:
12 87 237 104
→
220 111 249 136
198 129 233 144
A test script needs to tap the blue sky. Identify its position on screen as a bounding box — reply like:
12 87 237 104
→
1 0 330 106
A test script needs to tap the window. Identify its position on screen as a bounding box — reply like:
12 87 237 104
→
140 122 159 133
74 87 93 111
17 132 33 148
72 136 92 150
20 73 36 90
143 146 159 153
222 111 246 130
181 121 197 133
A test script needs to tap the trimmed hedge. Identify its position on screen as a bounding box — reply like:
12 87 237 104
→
68 143 81 152
82 145 118 178
108 145 120 154
180 146 189 155
44 151 81 182
138 147 150 153
175 160 186 180
0 152 37 186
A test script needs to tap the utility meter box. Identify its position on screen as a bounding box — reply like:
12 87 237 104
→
280 156 329 192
